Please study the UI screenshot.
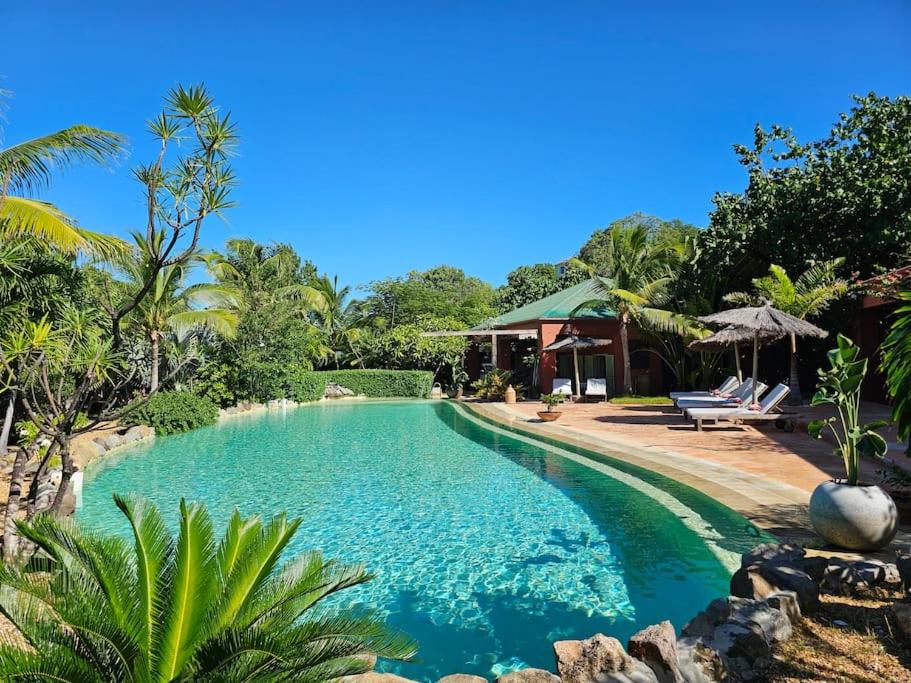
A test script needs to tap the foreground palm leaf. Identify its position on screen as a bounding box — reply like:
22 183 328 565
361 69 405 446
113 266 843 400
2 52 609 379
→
0 496 416 681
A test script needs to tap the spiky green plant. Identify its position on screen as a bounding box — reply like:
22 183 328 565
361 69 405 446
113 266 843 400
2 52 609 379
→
0 496 416 681
882 290 911 454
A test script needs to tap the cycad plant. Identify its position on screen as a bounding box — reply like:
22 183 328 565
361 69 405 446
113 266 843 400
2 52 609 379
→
0 495 416 681
0 94 127 258
725 259 848 403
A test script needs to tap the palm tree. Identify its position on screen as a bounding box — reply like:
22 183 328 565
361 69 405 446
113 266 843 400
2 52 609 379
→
573 224 690 395
304 274 367 368
0 113 128 257
880 290 911 453
725 259 848 403
0 495 416 680
123 235 240 391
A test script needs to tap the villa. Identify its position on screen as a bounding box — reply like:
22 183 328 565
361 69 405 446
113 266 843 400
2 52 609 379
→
428 278 665 396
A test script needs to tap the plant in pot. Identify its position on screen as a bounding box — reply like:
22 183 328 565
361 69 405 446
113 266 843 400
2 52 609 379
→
807 334 896 551
447 365 469 399
537 393 564 422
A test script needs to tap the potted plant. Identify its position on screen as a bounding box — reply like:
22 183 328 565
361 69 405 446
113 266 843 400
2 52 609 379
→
537 393 564 422
807 334 896 550
447 365 468 399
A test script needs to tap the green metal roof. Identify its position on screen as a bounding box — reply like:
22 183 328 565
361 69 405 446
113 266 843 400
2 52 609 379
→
479 278 616 328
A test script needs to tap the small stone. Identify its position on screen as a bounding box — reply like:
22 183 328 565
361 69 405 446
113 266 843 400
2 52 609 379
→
833 619 849 628
765 591 801 624
437 676 487 683
494 669 560 683
896 553 911 594
627 621 682 683
554 634 633 682
741 543 805 568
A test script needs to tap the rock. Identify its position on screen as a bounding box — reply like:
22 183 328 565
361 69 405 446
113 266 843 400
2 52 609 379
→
325 383 355 398
796 555 829 583
73 439 105 463
710 621 771 674
437 676 486 683
898 553 911 594
554 634 633 682
741 543 805 568
765 591 801 624
823 559 900 594
683 597 790 644
342 674 418 683
494 669 560 683
627 621 681 683
890 602 911 643
437 676 487 683
675 637 726 683
122 425 150 443
731 563 819 612
102 434 123 450
597 659 659 682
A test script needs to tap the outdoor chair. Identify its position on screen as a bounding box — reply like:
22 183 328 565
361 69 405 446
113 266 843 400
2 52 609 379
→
552 378 573 397
669 376 738 400
675 379 762 410
584 378 607 402
686 383 791 431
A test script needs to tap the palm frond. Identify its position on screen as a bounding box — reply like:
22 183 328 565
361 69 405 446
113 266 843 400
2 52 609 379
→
0 125 127 195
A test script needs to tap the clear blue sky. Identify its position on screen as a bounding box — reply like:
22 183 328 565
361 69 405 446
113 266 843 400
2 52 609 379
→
3 1 909 287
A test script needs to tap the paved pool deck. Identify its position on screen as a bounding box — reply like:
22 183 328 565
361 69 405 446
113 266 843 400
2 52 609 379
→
464 399 911 560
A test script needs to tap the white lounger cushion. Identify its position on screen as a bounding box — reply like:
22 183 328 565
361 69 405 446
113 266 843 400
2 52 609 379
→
669 376 737 400
585 378 607 396
676 379 760 408
687 384 790 419
552 378 573 396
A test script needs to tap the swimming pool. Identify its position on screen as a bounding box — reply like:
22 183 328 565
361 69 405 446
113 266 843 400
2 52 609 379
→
78 400 768 680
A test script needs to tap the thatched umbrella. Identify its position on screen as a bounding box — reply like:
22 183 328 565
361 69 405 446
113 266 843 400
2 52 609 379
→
698 304 827 405
688 325 782 383
542 335 612 398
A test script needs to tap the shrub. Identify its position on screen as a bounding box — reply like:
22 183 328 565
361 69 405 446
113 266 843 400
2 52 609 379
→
290 370 433 401
471 369 524 400
128 391 218 435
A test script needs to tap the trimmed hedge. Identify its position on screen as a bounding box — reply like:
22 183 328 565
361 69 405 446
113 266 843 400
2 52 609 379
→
290 370 434 401
128 391 219 435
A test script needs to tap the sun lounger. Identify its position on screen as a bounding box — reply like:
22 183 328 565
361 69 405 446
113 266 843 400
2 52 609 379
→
585 378 607 402
552 378 573 397
676 379 763 410
669 376 738 400
687 383 791 431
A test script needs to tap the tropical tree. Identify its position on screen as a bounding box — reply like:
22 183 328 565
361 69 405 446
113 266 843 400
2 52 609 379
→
725 259 848 403
573 223 692 395
0 95 128 257
0 495 416 680
304 274 367 368
120 234 240 391
882 290 911 454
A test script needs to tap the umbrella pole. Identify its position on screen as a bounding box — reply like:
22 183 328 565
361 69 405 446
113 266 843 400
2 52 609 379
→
573 346 581 401
734 341 742 383
751 332 759 405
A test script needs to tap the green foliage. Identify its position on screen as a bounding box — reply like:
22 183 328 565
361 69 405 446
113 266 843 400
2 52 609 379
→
358 316 468 380
578 213 697 275
128 390 218 435
609 395 675 405
808 334 888 485
288 369 328 402
294 370 434 399
364 265 496 328
700 94 911 287
539 393 564 411
882 291 911 452
471 369 524 400
0 495 415 681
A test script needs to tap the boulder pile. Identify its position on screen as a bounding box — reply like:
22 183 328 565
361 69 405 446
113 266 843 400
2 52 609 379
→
343 542 911 683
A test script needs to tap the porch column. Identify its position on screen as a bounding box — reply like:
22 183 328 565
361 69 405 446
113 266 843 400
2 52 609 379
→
538 322 562 393
491 334 498 369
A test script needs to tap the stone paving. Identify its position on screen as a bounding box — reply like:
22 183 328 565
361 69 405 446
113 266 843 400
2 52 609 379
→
466 399 910 558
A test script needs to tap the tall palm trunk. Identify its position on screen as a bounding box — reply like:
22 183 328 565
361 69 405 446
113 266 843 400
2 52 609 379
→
150 333 160 392
788 332 802 405
0 390 16 456
3 443 32 560
620 313 633 395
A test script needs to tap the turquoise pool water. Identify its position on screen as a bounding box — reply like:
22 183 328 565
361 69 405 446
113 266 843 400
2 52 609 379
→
78 401 767 680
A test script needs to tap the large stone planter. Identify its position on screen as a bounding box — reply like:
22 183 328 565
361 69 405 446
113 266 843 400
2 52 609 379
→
809 480 898 551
